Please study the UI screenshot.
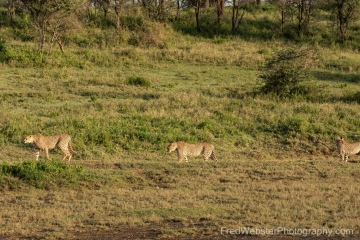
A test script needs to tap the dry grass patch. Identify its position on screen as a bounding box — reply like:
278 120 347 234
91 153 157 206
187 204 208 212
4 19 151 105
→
1 158 359 238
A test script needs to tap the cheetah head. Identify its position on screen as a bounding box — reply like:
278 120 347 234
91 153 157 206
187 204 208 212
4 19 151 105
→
167 142 178 153
335 136 345 145
24 135 35 144
336 136 344 141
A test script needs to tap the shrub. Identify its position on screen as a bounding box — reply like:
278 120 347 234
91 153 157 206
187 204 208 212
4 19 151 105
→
0 160 85 189
277 117 309 135
259 48 315 98
126 76 151 87
0 39 11 63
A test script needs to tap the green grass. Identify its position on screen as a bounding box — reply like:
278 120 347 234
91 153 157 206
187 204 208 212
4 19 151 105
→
1 60 359 159
1 16 360 238
0 160 87 189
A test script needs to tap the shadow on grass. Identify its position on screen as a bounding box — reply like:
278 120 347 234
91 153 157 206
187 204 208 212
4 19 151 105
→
171 19 282 41
312 71 360 83
171 8 282 41
347 160 360 164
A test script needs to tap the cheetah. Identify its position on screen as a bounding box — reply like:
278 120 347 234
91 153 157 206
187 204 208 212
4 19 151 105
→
167 141 217 162
24 134 77 163
335 136 360 162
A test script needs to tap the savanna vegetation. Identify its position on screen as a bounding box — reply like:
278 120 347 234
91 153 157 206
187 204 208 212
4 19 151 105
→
1 0 360 239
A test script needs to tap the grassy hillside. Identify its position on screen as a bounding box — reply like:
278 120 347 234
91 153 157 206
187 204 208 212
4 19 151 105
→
1 4 360 238
1 47 360 237
1 49 360 160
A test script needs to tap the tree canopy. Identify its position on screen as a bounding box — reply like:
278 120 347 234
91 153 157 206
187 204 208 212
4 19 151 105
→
0 0 359 52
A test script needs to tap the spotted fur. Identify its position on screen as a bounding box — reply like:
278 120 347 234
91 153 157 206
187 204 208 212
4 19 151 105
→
167 141 217 162
24 134 77 163
335 136 360 162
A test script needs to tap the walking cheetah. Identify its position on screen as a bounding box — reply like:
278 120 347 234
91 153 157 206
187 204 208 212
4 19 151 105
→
335 136 360 162
167 141 217 162
24 134 77 163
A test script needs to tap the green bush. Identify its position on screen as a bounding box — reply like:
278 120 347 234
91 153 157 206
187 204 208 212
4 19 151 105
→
0 160 85 189
277 117 309 135
126 76 151 87
0 39 11 63
259 48 315 98
5 46 44 67
121 16 144 30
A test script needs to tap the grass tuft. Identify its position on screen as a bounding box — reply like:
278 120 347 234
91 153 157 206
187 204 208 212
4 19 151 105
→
126 76 151 87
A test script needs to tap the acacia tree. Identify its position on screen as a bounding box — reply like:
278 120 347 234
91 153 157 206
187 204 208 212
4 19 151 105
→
291 0 315 37
141 0 168 20
216 0 224 23
191 0 203 31
231 0 248 33
114 0 125 31
92 0 111 20
175 0 181 19
47 9 83 53
21 0 85 52
269 0 292 32
332 0 360 41
6 0 19 21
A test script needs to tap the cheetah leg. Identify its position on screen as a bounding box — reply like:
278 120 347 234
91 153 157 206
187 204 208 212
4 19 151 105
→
345 155 348 162
178 153 185 162
35 150 40 161
211 151 217 161
203 148 213 162
341 154 345 161
184 156 188 163
62 151 71 163
45 149 51 161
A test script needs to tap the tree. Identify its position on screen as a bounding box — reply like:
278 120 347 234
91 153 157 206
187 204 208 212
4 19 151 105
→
47 8 82 53
216 0 224 23
6 0 19 21
332 0 360 42
269 0 292 32
191 0 203 31
114 0 125 31
291 0 315 37
141 0 167 20
21 0 86 52
204 0 209 7
94 0 111 20
175 0 181 19
231 0 248 33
